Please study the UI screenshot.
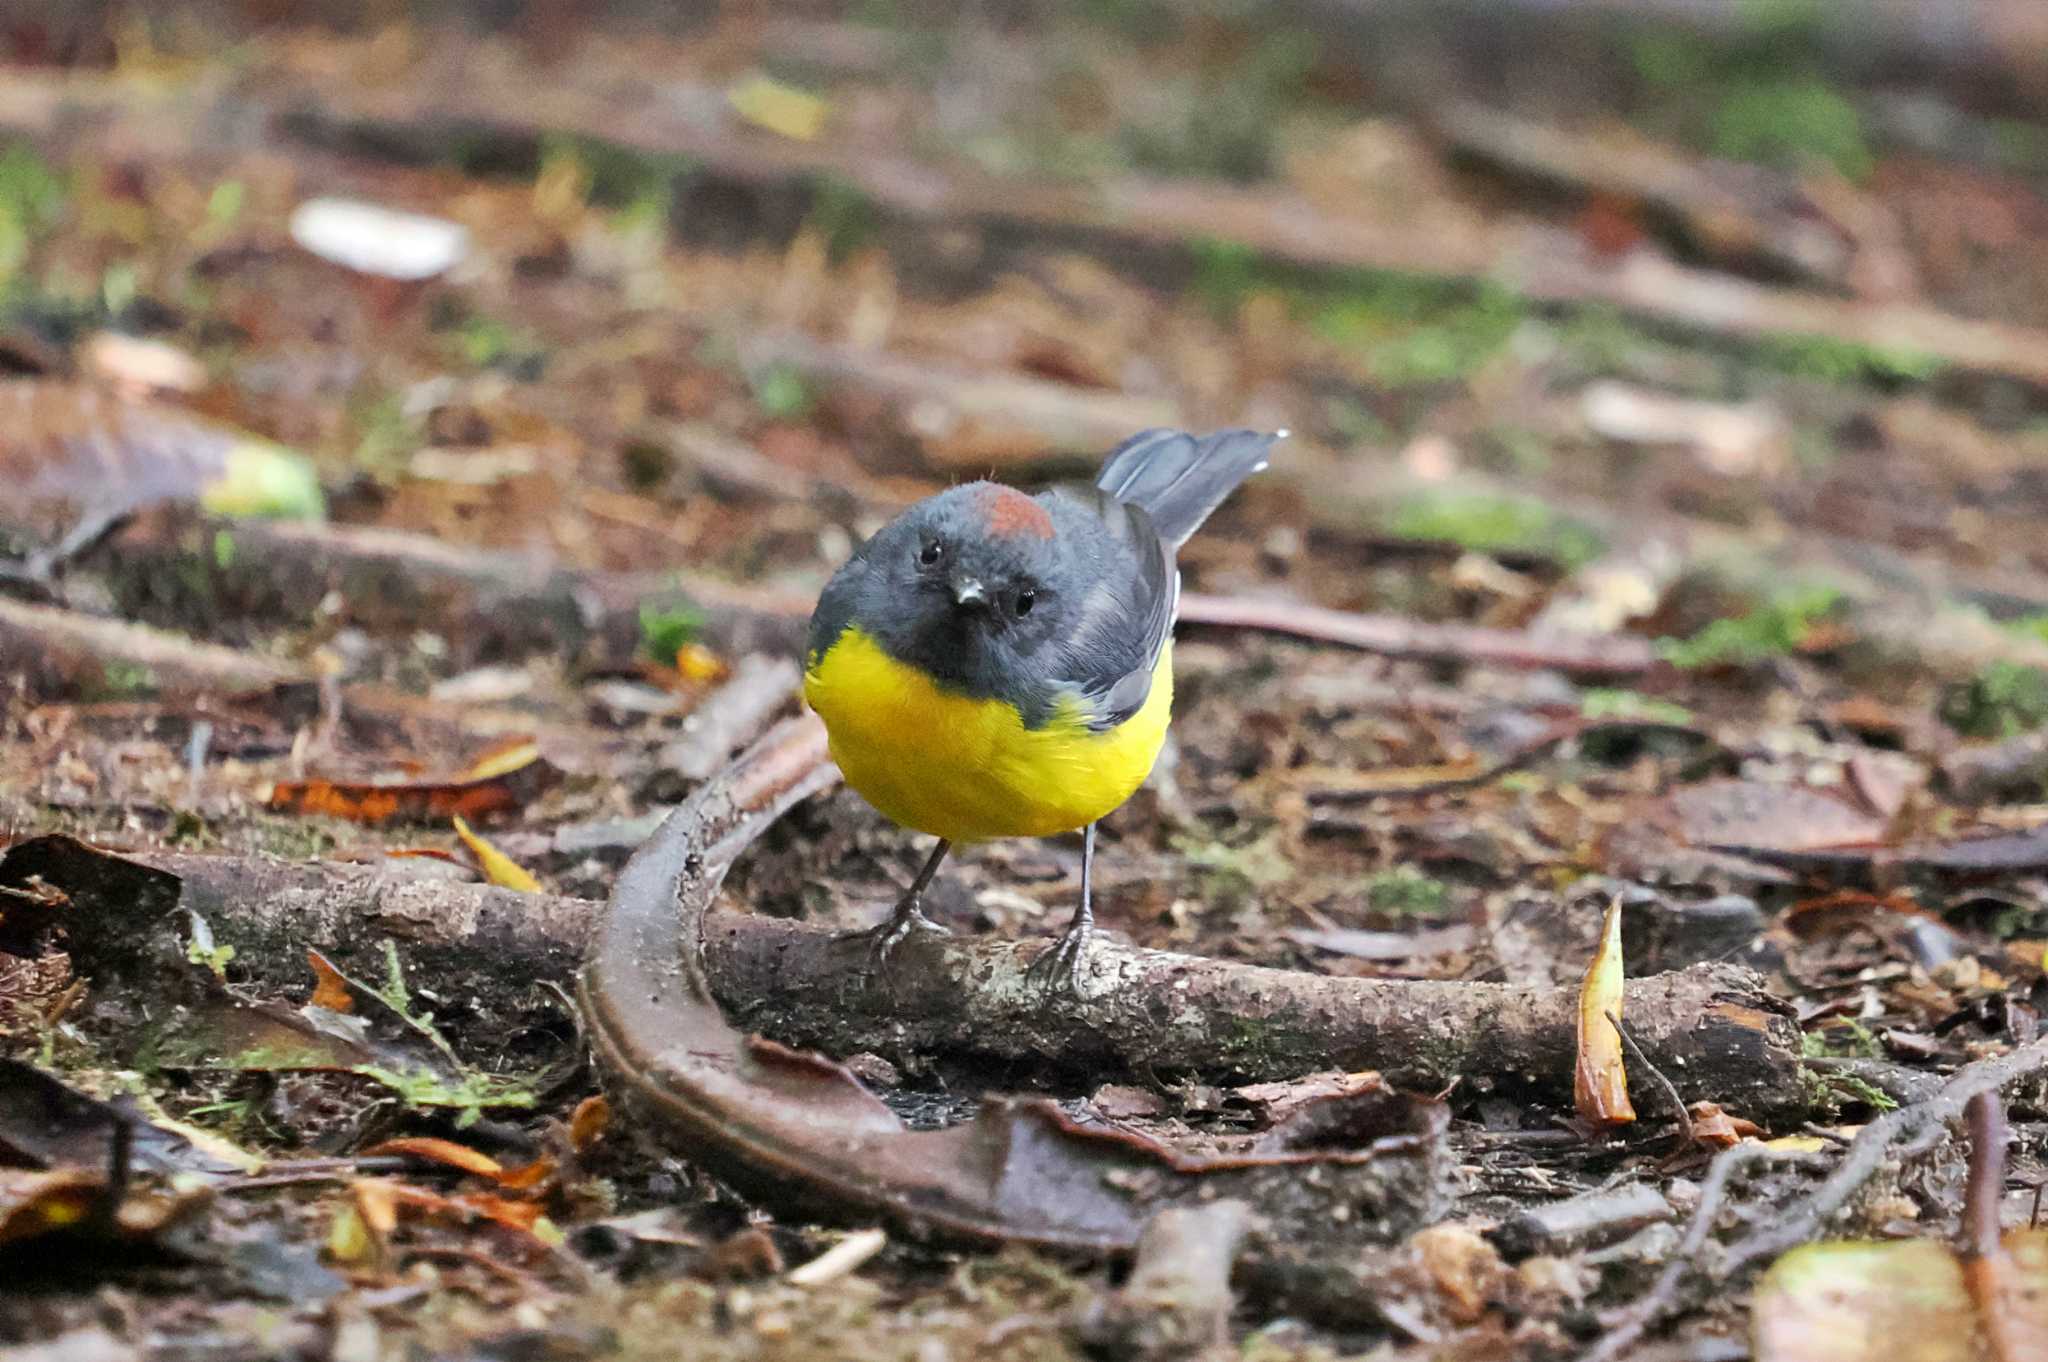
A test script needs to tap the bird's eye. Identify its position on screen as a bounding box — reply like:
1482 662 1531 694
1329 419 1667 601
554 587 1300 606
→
919 540 942 566
1014 589 1036 617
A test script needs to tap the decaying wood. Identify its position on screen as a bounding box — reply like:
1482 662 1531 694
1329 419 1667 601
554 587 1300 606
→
87 510 809 668
0 595 311 702
8 718 1808 1117
1437 101 1880 293
1072 1201 1250 1360
578 715 1455 1256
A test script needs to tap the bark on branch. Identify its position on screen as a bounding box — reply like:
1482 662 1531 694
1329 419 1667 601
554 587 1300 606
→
12 815 1810 1119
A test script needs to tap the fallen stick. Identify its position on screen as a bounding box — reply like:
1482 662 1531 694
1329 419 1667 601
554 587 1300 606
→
87 509 810 668
4 743 1808 1118
0 595 311 701
1176 592 1658 677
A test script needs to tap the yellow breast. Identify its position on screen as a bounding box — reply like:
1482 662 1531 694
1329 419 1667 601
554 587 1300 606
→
801 626 1173 843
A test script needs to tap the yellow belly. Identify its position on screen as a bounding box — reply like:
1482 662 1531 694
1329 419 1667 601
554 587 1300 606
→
802 626 1172 843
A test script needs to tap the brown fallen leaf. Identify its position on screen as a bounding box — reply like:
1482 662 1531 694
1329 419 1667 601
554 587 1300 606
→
567 1095 609 1153
1668 779 1889 854
361 1137 503 1180
1687 1101 1763 1150
306 949 356 1013
268 747 557 826
1575 897 1635 1127
0 1166 210 1249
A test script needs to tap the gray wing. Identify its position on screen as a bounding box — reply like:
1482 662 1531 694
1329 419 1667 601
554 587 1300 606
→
1055 489 1177 733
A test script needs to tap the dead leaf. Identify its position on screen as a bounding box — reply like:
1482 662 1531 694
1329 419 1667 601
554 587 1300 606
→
459 736 541 783
1688 1101 1763 1150
268 749 557 826
674 642 729 685
727 73 827 141
1669 780 1888 853
306 949 356 1013
1753 1231 2048 1362
568 1095 609 1152
0 1166 208 1248
0 1059 246 1176
1575 897 1635 1127
452 816 541 893
361 1137 503 1179
1413 1222 1506 1324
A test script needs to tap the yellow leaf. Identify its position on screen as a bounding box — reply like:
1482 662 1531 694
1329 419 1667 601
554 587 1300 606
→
199 440 326 520
728 74 827 141
1574 895 1635 1126
461 737 540 782
453 815 542 893
676 641 729 684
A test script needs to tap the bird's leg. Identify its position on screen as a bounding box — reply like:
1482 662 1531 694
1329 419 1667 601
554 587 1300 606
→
846 838 953 968
1026 822 1096 996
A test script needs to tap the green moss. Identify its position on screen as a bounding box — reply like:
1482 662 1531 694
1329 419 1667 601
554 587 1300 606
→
1580 689 1695 726
804 174 877 261
1173 831 1290 904
0 142 67 283
447 312 547 377
1712 78 1871 179
1750 332 1942 385
98 660 157 698
346 388 420 480
748 363 813 420
536 132 696 213
638 601 704 663
1658 585 1842 669
1803 1017 1881 1059
1312 277 1525 387
1364 867 1449 917
1385 489 1605 569
1941 661 2048 739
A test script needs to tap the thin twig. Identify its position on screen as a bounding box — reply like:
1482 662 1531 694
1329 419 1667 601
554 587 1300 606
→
1582 1142 1805 1362
1176 592 1657 677
1608 1009 1694 1149
1723 1033 2048 1276
1583 1032 2048 1359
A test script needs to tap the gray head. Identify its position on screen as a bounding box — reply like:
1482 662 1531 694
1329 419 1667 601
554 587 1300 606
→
808 481 1111 714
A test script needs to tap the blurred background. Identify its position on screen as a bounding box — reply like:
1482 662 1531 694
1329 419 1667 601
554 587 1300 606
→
7 0 2048 627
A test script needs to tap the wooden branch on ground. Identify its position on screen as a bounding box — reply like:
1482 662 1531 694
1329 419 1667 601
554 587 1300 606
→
0 595 311 701
9 777 1809 1120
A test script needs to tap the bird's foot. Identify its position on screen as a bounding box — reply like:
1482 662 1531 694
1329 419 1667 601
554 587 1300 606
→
1023 920 1091 999
840 902 951 975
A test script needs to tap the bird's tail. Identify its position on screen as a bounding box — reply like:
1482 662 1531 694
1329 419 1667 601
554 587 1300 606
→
1094 427 1284 547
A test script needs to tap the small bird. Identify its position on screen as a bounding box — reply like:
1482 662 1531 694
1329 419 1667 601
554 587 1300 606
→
802 427 1283 988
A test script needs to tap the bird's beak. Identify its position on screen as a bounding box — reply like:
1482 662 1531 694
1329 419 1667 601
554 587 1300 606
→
949 575 989 609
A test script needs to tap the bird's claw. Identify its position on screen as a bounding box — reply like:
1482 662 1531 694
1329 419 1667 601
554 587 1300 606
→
841 904 951 975
1024 923 1090 999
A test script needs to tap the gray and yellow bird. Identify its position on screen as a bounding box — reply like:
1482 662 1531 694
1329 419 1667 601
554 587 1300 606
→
803 427 1283 986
